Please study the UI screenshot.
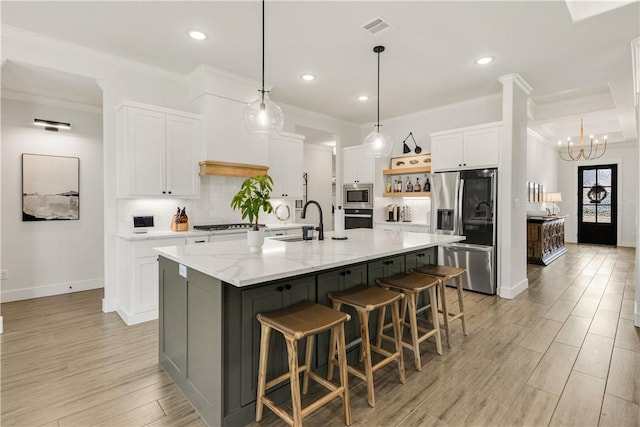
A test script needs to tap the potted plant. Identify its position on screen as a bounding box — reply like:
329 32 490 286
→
230 174 274 252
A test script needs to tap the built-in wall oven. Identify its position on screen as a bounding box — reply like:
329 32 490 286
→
344 208 373 229
343 183 373 209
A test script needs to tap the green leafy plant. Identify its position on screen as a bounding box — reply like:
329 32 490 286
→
230 174 274 231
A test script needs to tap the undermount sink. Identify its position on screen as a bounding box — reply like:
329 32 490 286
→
270 235 310 242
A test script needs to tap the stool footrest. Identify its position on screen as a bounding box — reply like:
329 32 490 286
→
265 363 309 391
301 387 346 419
262 396 293 426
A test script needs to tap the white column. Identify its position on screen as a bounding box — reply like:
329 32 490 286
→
632 37 640 327
497 74 532 299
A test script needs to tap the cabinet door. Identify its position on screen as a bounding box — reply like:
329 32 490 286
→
268 137 287 197
240 283 285 405
343 147 360 184
431 133 464 171
127 107 166 195
357 147 375 184
166 114 200 197
343 145 374 184
463 126 500 168
405 248 436 270
367 256 405 326
283 136 303 199
159 258 187 380
134 255 159 314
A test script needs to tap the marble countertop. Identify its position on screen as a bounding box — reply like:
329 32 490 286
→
154 228 464 287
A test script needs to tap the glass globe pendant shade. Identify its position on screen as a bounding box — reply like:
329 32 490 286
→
244 91 284 135
363 127 393 158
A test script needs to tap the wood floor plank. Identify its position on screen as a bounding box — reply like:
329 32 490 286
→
549 371 606 427
589 309 619 339
498 385 559 427
614 317 640 353
597 292 623 313
96 401 165 427
605 347 640 405
571 295 601 319
543 298 577 323
573 333 614 379
527 342 579 396
554 315 592 348
599 393 640 427
620 298 635 321
519 318 563 353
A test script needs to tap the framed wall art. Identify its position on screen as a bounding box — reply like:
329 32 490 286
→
22 153 79 221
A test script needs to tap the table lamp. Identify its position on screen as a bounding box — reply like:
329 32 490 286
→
545 192 562 216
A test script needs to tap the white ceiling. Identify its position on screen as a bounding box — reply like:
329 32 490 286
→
2 1 638 144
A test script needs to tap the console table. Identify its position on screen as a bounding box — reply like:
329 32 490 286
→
527 216 568 265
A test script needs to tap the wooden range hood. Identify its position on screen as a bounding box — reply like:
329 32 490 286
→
199 161 269 177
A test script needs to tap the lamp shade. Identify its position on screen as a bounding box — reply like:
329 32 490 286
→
244 91 284 135
363 128 393 158
545 192 563 203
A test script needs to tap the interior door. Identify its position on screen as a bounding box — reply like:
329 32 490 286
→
578 164 617 245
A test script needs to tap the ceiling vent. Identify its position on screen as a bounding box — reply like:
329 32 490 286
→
361 16 395 36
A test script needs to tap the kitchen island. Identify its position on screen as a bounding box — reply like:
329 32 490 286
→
154 228 464 426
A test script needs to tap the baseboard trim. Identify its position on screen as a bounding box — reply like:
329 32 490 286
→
618 240 636 248
635 300 640 328
499 277 528 299
0 316 3 334
116 307 158 326
0 278 104 303
102 298 117 313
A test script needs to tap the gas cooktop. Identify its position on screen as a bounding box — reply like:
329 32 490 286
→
193 223 265 232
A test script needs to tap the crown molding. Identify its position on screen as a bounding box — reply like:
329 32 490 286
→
277 100 360 128
3 25 187 83
1 89 103 114
498 73 533 95
364 92 503 129
527 128 556 148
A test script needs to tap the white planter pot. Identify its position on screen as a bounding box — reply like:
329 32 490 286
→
247 229 265 252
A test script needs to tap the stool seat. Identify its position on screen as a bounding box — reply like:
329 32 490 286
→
413 264 465 278
329 285 403 310
327 285 405 408
257 300 349 340
377 272 440 292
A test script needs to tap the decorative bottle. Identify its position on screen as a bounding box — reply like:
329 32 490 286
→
396 177 403 192
406 176 413 192
385 177 392 193
424 176 431 192
414 177 421 192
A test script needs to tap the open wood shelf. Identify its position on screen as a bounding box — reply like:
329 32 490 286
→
383 192 431 198
383 166 431 175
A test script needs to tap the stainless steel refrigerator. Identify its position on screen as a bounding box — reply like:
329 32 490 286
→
431 169 497 294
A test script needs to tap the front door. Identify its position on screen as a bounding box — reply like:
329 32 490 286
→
577 164 617 245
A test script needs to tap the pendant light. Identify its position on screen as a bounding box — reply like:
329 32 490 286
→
244 0 284 135
363 45 393 158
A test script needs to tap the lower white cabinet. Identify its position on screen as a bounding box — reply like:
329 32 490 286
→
374 222 431 233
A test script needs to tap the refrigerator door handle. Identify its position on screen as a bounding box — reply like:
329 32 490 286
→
457 178 465 235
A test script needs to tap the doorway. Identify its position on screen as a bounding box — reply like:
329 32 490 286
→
577 164 617 245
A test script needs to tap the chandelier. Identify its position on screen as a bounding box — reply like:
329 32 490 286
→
558 119 607 161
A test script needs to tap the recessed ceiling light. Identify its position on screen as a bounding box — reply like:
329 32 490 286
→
475 56 494 65
188 30 208 41
301 74 315 81
358 95 369 101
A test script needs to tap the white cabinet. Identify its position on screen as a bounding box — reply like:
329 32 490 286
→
343 145 375 184
374 222 431 233
117 101 201 198
430 123 501 171
116 237 184 325
268 132 304 199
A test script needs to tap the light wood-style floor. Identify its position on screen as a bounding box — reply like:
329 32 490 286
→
1 243 639 427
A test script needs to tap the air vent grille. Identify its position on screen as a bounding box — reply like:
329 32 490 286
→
361 16 395 36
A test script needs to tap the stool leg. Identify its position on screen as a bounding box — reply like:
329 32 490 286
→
303 335 314 394
327 301 342 381
255 324 271 422
428 285 443 355
390 299 406 384
358 310 376 408
456 275 468 336
439 278 452 348
286 337 302 427
406 291 422 371
336 324 352 426
375 305 387 348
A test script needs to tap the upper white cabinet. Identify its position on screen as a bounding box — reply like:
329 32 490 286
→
343 145 375 184
117 101 201 198
430 122 501 171
268 132 304 199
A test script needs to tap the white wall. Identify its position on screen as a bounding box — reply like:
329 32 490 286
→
1 97 104 301
527 130 559 215
557 141 638 247
295 144 334 231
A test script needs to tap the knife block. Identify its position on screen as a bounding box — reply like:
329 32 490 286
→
171 215 189 232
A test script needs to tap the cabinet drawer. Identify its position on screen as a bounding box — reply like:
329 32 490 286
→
133 238 184 258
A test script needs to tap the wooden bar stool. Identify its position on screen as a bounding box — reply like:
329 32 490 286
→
376 273 442 371
413 265 468 347
256 301 351 427
326 285 405 408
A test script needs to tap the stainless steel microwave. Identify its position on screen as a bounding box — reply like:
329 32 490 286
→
343 183 373 209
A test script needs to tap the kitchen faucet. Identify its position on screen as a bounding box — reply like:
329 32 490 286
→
476 201 490 211
301 200 324 241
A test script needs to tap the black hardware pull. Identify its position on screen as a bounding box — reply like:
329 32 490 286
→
168 191 172 194
345 270 352 275
277 286 284 292
162 191 166 194
339 271 346 277
195 240 205 243
285 284 292 290
384 260 394 265
417 253 425 258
